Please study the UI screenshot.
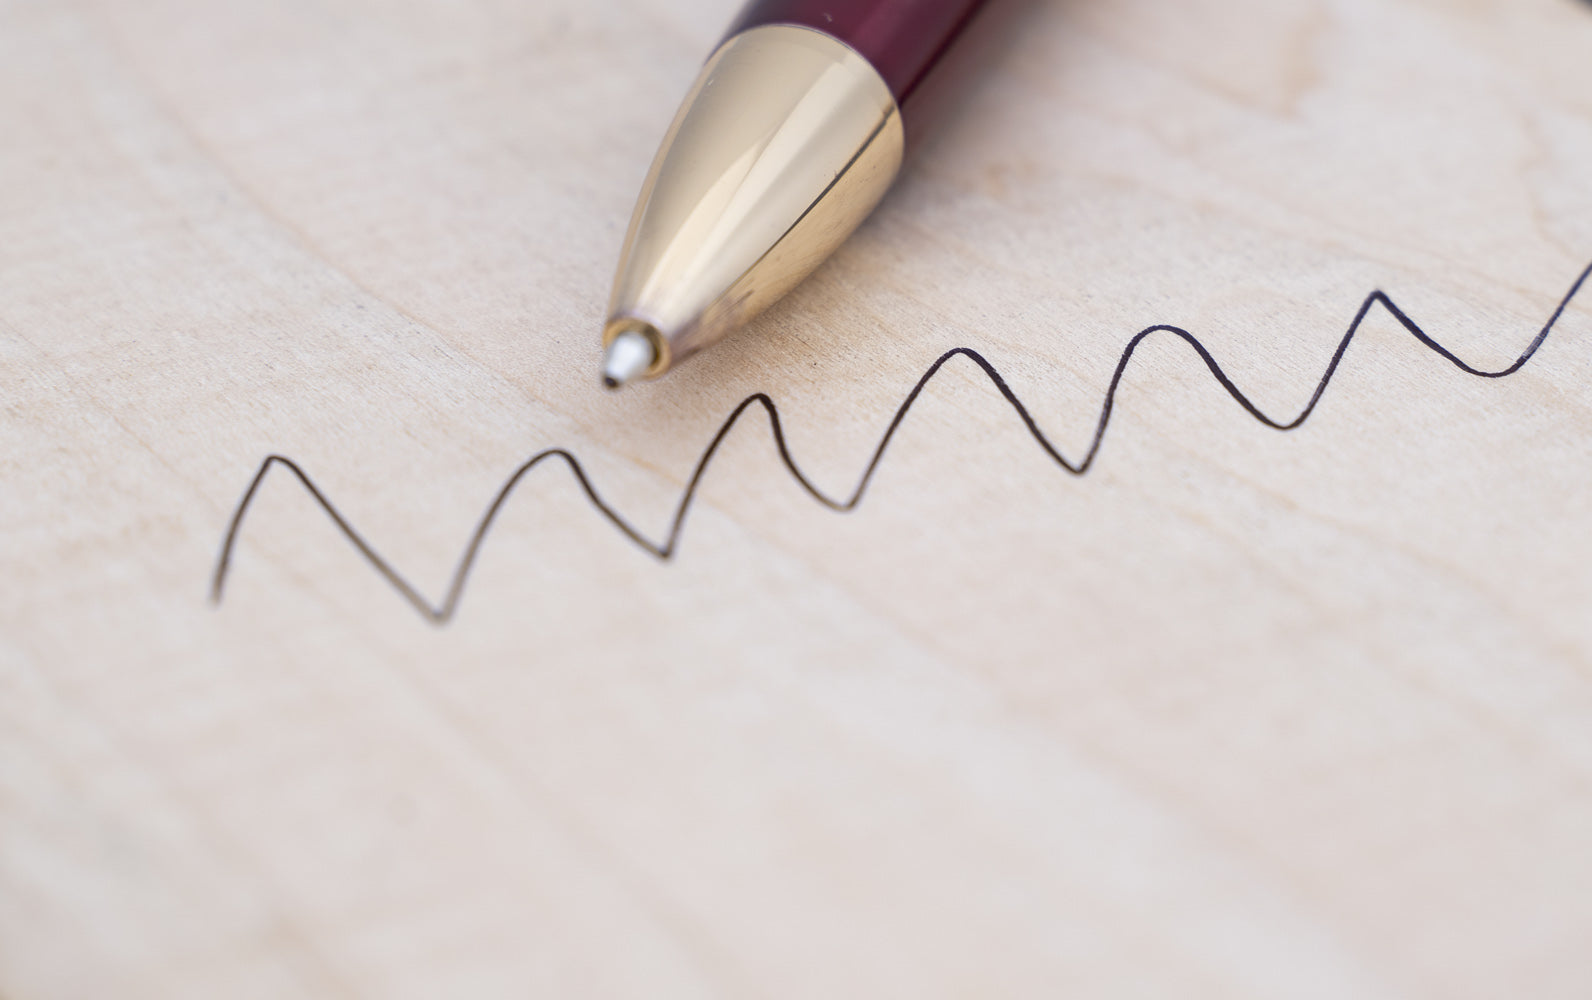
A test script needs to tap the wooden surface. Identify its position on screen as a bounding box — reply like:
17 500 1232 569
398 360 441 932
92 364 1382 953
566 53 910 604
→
5 0 1592 996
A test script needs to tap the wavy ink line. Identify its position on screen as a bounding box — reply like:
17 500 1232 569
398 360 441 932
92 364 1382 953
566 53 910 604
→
212 263 1592 623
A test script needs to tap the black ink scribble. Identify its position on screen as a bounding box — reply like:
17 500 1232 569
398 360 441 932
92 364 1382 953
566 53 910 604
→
211 263 1591 623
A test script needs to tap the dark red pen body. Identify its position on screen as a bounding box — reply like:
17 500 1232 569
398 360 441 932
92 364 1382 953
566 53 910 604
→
599 0 1028 386
725 0 1022 152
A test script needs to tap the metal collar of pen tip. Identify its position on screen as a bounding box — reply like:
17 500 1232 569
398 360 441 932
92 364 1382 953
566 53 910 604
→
600 23 904 384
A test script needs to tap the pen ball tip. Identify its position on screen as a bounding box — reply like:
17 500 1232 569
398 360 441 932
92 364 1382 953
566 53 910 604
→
600 328 657 390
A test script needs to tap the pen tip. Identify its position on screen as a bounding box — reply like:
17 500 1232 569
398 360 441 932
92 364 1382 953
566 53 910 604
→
601 329 656 390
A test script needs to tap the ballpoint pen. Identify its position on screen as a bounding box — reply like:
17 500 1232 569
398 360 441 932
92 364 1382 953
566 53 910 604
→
600 0 1027 388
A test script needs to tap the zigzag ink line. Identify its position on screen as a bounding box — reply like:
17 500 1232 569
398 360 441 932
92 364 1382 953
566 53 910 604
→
211 263 1592 623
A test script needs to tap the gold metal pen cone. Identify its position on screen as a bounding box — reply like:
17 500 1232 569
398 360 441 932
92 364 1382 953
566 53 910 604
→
603 24 905 379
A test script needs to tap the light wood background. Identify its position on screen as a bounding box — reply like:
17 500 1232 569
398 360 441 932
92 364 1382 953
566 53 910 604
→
5 0 1592 996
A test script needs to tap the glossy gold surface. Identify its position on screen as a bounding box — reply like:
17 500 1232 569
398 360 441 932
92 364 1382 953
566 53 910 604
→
604 24 905 376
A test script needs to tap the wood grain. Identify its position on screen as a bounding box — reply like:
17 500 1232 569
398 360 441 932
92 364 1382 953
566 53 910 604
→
4 0 1592 996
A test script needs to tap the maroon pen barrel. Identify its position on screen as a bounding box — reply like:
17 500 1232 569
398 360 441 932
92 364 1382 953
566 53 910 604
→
724 0 1023 152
